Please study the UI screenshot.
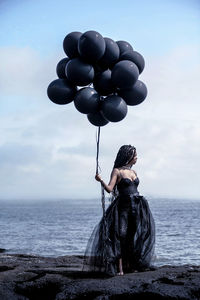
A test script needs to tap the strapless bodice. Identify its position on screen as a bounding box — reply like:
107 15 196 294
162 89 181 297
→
117 177 140 196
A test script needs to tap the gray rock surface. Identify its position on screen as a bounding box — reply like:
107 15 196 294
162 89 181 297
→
0 253 200 299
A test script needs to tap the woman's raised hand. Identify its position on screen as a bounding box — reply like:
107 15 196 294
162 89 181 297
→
95 174 102 182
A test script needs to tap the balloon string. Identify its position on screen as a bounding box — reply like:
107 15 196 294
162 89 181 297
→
96 126 101 175
95 126 108 269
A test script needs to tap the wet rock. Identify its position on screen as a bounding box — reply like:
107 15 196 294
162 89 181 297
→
0 253 199 300
0 249 6 253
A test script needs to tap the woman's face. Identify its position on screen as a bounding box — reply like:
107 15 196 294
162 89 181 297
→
131 152 137 165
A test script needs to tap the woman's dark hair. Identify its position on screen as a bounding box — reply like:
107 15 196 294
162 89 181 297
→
114 145 136 168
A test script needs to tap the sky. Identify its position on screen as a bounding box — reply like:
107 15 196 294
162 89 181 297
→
0 0 200 201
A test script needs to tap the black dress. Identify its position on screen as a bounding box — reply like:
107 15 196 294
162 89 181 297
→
82 177 155 276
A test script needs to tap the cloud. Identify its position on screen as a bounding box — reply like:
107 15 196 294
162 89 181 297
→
0 45 200 200
0 46 64 113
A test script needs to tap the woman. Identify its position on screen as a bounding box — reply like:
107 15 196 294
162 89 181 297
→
82 145 155 276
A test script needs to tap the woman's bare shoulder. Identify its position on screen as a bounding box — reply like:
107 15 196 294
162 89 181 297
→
112 168 120 175
132 169 137 176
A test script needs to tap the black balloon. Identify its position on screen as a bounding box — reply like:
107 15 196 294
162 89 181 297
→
93 70 115 96
116 40 133 55
111 60 139 88
65 58 94 86
98 37 120 68
119 50 145 74
93 62 108 75
118 80 147 106
56 58 70 78
63 31 82 58
74 87 100 114
48 30 148 127
87 111 109 127
101 95 127 122
47 79 77 105
78 30 106 63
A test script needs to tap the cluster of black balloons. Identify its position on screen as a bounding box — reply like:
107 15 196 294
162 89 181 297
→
47 30 147 126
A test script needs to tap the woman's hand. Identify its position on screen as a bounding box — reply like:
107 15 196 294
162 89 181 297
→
95 169 119 193
95 174 102 182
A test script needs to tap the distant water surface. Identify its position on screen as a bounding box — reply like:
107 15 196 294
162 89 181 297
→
0 198 200 267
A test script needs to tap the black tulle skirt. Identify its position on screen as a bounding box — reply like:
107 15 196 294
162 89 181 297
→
82 194 155 276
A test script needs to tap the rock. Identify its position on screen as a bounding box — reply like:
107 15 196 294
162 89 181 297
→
0 249 6 253
0 253 200 299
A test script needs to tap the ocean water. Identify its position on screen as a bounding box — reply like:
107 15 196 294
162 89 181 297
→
0 197 200 267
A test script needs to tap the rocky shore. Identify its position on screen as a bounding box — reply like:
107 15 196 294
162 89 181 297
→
0 252 200 299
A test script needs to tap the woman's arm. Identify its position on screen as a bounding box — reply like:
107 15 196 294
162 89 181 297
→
95 168 119 193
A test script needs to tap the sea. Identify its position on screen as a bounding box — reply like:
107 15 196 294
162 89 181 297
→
0 197 200 267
